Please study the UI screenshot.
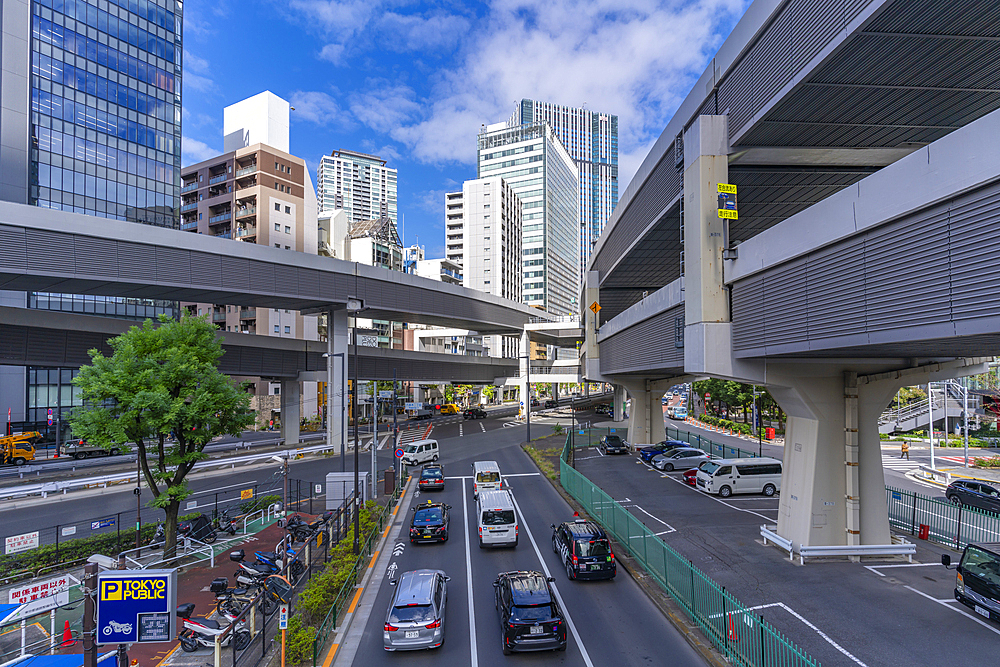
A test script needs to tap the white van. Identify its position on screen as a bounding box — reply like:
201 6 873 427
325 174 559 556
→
472 461 503 499
400 439 439 467
477 489 517 548
696 457 782 497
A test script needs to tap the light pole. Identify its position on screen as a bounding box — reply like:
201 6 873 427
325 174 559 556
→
347 298 365 555
393 369 400 491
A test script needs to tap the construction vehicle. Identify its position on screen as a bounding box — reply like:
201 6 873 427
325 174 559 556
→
60 439 121 459
1 431 41 466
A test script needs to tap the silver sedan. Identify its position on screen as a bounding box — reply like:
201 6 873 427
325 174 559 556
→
651 448 713 472
383 569 449 651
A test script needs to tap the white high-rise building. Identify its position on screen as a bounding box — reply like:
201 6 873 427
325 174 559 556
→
477 122 579 316
223 91 291 154
317 150 398 225
508 100 618 282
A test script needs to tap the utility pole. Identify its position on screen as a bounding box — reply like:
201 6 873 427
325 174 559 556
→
135 453 142 549
393 369 400 491
82 562 98 667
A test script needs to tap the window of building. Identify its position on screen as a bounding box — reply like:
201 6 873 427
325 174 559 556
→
273 386 280 395
285 245 290 250
284 326 290 334
275 243 280 248
275 162 279 170
274 325 279 333
285 206 290 214
274 203 280 211
275 223 281 231
285 226 290 234
199 213 202 220
275 182 280 189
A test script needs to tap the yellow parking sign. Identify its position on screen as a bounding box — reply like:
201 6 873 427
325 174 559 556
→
240 488 254 500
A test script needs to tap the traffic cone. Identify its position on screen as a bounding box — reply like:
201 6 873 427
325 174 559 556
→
60 620 74 647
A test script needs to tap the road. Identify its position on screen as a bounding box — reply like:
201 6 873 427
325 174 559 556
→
342 413 706 667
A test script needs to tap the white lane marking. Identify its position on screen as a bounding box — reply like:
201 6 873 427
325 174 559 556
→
462 480 479 667
505 473 541 478
665 475 777 521
480 423 486 432
192 481 258 496
709 602 868 666
508 493 595 667
864 562 942 577
904 585 1000 636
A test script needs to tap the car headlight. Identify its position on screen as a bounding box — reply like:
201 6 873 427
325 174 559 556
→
957 572 965 593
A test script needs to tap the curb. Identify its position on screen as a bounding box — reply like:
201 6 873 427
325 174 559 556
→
520 444 729 667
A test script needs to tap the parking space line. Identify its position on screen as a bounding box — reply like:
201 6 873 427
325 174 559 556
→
904 585 1000 636
625 504 676 534
508 493 595 667
663 475 778 521
462 480 479 667
864 562 941 577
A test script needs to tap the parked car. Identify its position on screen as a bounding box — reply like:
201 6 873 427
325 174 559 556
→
418 464 445 491
637 440 687 464
383 569 449 651
544 399 558 408
651 447 712 472
463 407 487 420
551 519 616 581
598 435 629 455
530 398 540 407
682 467 699 486
493 571 567 654
438 403 460 415
946 480 1000 514
409 501 451 544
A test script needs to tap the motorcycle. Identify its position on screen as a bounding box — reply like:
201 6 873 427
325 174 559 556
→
230 550 275 587
211 577 276 616
176 603 250 652
212 509 239 537
284 511 333 543
148 513 217 549
255 537 305 578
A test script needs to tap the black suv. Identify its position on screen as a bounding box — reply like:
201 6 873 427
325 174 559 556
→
418 464 445 491
493 571 567 654
544 399 558 408
598 435 628 455
551 520 616 580
946 480 1000 514
463 407 487 420
409 501 451 544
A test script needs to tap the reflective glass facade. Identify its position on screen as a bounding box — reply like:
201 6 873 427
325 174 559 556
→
28 0 181 226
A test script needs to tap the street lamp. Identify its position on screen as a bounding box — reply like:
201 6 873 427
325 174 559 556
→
347 297 365 556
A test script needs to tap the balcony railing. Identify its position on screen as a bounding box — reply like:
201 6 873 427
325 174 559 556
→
209 173 228 185
180 202 198 213
235 164 258 177
235 225 257 238
212 312 226 322
181 182 198 193
240 308 256 320
235 206 256 218
180 221 198 231
213 231 232 239
209 212 231 225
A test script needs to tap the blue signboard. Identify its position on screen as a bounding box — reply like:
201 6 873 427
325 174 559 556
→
91 518 116 531
96 570 176 645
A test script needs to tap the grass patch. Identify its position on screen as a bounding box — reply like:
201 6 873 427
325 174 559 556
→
524 444 562 480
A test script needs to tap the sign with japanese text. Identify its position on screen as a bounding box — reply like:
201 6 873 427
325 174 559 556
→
4 531 39 555
9 575 72 604
240 488 254 500
91 518 116 531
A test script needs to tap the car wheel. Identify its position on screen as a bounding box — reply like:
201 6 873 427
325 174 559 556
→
502 637 512 655
762 484 776 497
663 463 674 472
13 458 26 466
109 448 120 457
75 452 87 460
432 454 439 462
718 485 732 498
551 536 558 553
565 560 575 580
950 495 962 506
479 539 485 549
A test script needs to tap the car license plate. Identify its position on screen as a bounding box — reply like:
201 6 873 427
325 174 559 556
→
404 630 419 639
423 531 431 536
591 564 602 570
530 626 543 635
975 605 991 619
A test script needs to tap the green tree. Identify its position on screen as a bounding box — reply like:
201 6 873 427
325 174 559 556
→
482 385 497 403
71 315 254 558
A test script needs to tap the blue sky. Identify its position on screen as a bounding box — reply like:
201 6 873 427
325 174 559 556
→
180 0 749 258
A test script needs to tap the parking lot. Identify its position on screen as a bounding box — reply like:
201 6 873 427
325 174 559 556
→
572 438 1000 667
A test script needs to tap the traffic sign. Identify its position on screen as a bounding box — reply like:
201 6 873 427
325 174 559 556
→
378 390 393 399
240 488 254 500
589 301 601 315
47 408 53 426
279 604 288 630
705 393 711 399
394 448 404 459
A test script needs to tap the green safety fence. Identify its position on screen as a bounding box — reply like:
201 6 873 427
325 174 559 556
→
560 435 820 667
886 485 1000 549
665 424 768 460
311 486 401 666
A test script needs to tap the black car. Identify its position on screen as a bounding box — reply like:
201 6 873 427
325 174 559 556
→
946 480 1000 514
409 501 451 543
544 399 558 408
493 571 567 654
418 464 445 491
530 398 540 407
463 407 487 420
551 520 616 580
598 435 628 455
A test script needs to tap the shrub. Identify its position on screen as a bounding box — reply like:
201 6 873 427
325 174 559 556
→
0 525 159 581
975 457 1000 468
552 424 564 435
284 615 317 665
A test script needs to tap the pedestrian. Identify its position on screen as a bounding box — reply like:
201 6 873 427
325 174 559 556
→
900 440 910 460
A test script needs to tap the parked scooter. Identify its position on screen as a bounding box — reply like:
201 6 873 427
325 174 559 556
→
148 513 218 549
212 509 239 537
230 550 275 587
176 603 250 652
284 510 333 542
255 537 305 578
211 577 277 616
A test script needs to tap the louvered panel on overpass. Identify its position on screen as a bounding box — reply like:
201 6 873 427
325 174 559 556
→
599 305 684 376
761 258 808 349
731 277 764 352
950 180 1000 324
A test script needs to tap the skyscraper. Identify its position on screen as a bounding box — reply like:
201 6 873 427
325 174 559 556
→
0 0 183 434
508 99 618 280
477 121 579 316
317 149 397 226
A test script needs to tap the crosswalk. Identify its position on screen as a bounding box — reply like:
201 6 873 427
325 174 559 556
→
882 454 922 473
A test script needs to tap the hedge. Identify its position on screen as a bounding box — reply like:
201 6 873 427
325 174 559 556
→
696 414 766 438
0 524 159 581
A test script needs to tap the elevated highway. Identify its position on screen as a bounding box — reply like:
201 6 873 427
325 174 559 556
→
583 0 1000 555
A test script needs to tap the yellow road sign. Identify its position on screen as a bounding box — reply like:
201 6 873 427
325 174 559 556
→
589 302 601 314
240 488 254 500
718 209 738 220
717 183 737 194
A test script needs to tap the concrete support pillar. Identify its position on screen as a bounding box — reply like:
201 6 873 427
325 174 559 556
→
414 386 424 403
518 331 530 417
280 379 301 446
584 270 602 382
328 309 349 458
620 379 669 446
612 384 626 422
683 115 732 376
551 383 559 399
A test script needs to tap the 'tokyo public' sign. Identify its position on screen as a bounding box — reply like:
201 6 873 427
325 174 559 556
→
96 569 177 645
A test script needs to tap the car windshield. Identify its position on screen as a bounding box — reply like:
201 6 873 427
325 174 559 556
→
701 461 721 475
413 508 443 525
477 471 501 483
511 604 555 622
575 539 610 557
421 469 443 480
605 436 622 445
388 604 436 624
961 546 1000 586
481 510 515 526
404 444 419 453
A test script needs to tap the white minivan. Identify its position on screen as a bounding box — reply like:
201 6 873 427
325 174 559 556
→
696 457 782 497
477 489 517 548
472 461 503 499
400 439 439 467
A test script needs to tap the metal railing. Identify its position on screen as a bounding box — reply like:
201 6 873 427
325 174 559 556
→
181 182 199 193
209 212 232 224
180 202 198 212
235 164 258 177
559 435 820 667
209 173 228 185
311 487 400 666
181 221 198 231
886 485 1000 549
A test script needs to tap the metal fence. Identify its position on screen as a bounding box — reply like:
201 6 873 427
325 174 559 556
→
664 424 767 459
886 485 1000 549
559 435 820 667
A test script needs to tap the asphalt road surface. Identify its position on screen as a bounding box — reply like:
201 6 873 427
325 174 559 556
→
344 419 705 667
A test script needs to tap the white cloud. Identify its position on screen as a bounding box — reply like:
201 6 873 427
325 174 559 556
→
288 91 349 127
348 83 421 134
182 49 214 92
182 136 220 167
318 43 345 64
378 12 471 51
